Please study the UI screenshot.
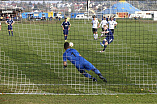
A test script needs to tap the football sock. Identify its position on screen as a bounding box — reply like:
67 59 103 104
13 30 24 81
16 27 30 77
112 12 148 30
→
11 31 13 36
82 73 92 79
93 34 95 39
98 73 103 77
102 40 105 44
96 34 98 39
8 31 10 35
64 36 67 40
103 45 107 51
92 68 101 75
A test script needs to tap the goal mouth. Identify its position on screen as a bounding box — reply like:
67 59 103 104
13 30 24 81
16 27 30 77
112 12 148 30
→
0 0 156 95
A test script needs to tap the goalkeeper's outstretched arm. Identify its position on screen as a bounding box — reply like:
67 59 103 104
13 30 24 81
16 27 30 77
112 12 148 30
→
63 61 67 68
63 61 67 67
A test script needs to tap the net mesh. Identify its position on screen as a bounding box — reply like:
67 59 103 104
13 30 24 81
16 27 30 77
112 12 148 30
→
0 0 156 94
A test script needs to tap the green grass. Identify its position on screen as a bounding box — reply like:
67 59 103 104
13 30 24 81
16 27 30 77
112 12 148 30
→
0 19 156 94
0 94 157 104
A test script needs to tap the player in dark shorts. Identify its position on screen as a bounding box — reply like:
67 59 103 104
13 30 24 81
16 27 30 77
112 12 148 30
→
6 17 15 36
61 17 71 42
99 25 114 52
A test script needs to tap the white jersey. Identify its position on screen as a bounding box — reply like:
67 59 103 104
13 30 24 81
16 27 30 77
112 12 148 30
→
91 19 99 28
99 20 108 28
108 20 117 29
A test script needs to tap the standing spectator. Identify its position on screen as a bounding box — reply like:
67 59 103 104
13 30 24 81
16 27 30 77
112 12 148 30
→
6 15 9 20
2 15 4 21
0 16 2 21
17 16 19 21
50 15 52 21
0 21 1 31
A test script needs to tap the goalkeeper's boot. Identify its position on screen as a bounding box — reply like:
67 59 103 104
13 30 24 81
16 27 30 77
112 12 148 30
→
93 77 97 82
91 77 97 82
100 42 104 47
98 74 107 83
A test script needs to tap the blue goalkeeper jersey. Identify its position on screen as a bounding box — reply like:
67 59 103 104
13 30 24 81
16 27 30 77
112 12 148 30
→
61 21 71 29
63 48 86 65
106 29 114 39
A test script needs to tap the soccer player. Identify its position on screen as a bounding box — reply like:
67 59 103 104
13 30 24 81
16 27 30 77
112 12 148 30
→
107 17 117 34
99 17 108 36
91 16 99 40
99 25 114 52
6 17 15 36
61 17 71 42
63 42 107 82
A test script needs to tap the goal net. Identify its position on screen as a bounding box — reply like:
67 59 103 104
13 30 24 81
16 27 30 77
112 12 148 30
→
0 0 156 94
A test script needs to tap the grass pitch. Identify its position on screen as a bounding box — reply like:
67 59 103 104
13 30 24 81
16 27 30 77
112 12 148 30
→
0 19 156 95
0 94 157 104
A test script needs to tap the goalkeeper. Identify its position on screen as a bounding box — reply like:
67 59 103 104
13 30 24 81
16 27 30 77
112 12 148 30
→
63 42 107 82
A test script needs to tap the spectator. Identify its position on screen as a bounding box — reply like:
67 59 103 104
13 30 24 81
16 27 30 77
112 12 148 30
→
0 21 1 31
0 16 2 21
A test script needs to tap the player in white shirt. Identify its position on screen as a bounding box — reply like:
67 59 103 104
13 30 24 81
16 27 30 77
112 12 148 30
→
99 17 108 36
107 17 117 34
91 16 99 40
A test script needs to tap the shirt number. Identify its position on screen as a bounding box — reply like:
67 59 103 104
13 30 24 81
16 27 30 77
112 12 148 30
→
71 52 76 57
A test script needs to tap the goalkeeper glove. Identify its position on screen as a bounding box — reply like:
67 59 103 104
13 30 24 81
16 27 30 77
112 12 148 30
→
64 65 67 69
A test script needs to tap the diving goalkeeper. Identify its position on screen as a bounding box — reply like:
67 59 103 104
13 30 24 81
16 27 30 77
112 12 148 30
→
63 42 107 82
